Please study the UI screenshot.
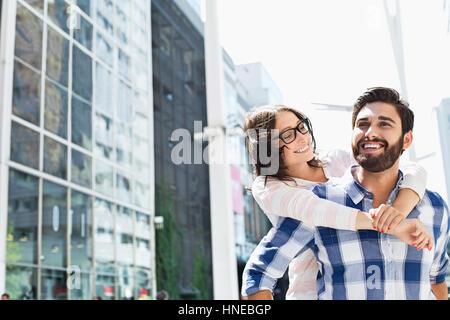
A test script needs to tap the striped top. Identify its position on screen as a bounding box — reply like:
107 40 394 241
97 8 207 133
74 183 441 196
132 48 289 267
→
243 149 428 299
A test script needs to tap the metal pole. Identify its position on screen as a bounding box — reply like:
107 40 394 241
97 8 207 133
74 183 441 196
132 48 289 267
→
204 0 239 300
383 0 418 162
0 0 17 296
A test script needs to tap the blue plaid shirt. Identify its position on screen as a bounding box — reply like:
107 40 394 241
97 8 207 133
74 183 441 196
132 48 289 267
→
242 170 450 299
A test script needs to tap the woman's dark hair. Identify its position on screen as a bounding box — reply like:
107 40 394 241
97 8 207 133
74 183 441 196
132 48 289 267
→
352 87 414 135
244 104 321 187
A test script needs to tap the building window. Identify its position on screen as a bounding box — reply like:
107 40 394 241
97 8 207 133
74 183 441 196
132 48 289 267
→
44 80 68 139
15 3 43 70
10 121 40 169
46 25 69 87
41 181 67 268
7 169 39 266
12 60 41 126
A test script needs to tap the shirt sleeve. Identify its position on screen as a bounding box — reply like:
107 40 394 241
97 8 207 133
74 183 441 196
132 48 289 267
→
319 148 428 201
429 193 450 284
398 160 428 201
241 218 315 297
252 176 359 230
318 149 356 179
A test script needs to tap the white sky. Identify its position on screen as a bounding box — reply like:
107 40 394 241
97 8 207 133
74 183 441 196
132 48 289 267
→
210 0 450 200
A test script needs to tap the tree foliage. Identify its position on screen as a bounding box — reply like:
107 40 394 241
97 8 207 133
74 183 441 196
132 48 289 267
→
155 183 183 299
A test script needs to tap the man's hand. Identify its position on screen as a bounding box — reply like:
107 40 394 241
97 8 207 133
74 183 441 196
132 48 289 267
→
390 218 433 251
431 282 449 300
242 290 273 300
370 204 405 234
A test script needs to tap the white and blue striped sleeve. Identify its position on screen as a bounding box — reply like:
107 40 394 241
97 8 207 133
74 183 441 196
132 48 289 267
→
429 193 450 284
241 218 315 297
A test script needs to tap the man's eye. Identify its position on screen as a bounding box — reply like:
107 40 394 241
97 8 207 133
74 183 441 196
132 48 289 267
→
358 122 369 127
380 122 391 127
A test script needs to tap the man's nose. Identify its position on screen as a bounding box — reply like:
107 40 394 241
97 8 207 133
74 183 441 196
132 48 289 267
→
365 124 379 140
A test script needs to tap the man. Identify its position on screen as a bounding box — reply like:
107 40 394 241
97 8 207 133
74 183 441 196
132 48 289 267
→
242 87 449 300
1 293 9 300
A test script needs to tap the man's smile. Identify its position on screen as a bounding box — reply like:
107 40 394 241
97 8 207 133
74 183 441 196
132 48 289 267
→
359 141 385 154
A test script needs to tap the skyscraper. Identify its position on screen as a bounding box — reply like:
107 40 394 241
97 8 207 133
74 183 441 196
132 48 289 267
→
0 0 154 300
151 0 213 299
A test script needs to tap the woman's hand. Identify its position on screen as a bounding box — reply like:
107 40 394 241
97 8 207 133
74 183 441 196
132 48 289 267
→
389 218 433 251
370 204 406 233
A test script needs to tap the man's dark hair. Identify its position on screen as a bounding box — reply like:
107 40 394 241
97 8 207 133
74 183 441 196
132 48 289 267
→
352 87 414 135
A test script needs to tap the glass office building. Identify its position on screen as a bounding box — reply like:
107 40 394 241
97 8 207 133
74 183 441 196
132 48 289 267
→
0 0 155 300
151 0 213 299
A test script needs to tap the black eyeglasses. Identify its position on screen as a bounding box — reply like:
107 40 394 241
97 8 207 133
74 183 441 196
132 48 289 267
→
277 121 310 144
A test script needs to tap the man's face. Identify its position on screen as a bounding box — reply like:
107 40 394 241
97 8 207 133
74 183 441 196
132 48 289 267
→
351 102 410 172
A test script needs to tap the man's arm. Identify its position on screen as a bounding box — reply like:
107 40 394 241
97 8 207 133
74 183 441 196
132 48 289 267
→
428 192 450 300
431 282 448 300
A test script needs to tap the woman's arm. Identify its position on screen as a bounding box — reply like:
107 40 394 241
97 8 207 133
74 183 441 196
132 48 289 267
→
252 176 433 248
253 176 384 231
371 190 419 233
371 162 427 233
252 176 363 231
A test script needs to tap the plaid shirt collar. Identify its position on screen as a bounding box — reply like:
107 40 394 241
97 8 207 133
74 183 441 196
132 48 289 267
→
341 166 404 205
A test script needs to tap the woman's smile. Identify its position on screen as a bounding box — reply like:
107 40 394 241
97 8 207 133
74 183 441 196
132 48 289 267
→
294 145 310 154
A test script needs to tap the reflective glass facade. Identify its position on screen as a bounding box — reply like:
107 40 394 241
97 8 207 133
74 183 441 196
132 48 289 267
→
4 0 154 300
152 0 213 299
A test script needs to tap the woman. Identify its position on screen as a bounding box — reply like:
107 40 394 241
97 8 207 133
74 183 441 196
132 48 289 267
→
242 104 432 299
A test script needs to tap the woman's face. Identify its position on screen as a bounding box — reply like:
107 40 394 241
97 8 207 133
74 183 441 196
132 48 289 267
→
274 111 315 168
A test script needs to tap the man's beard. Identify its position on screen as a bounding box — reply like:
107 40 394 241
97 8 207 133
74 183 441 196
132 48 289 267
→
352 136 404 173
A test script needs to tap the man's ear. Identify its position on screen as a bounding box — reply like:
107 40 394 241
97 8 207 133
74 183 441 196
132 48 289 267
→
402 131 413 150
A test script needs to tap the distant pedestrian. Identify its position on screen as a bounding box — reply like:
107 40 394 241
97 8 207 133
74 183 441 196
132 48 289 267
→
93 296 102 300
156 290 169 300
1 293 10 300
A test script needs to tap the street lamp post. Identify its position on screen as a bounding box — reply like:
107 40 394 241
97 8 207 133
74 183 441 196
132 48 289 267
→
382 0 418 162
204 0 239 300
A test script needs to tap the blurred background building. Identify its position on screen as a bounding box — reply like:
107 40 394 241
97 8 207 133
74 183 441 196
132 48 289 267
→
151 0 212 300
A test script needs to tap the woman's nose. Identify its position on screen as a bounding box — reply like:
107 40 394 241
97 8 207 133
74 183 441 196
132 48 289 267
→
294 131 309 144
